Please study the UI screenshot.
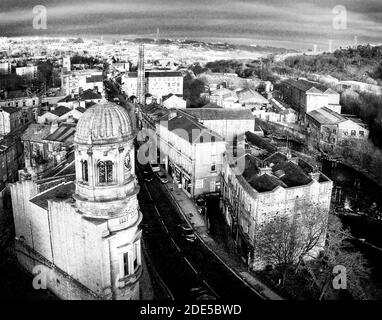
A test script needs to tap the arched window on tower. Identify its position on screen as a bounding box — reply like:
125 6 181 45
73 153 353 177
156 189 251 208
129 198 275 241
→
81 160 88 182
98 160 114 184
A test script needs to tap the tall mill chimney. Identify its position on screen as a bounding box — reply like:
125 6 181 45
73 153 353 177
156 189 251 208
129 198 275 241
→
137 44 146 106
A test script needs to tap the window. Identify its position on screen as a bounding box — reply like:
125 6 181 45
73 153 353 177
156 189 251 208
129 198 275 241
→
82 160 88 182
211 155 217 172
211 136 215 143
133 243 139 271
343 130 348 136
98 160 113 184
351 130 356 136
359 131 364 137
123 252 129 276
233 135 238 157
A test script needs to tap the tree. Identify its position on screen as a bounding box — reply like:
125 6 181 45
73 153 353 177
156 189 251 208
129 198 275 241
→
302 215 373 300
256 203 329 286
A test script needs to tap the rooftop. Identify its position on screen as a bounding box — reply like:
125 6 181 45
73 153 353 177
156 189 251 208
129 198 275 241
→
44 123 76 143
50 106 71 117
182 108 254 121
162 111 223 144
236 88 269 104
74 100 134 145
307 107 346 125
30 181 75 210
283 79 330 93
127 71 183 78
0 106 20 114
22 124 51 142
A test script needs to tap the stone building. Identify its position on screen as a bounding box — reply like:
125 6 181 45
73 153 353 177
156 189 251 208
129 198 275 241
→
306 107 369 148
10 100 142 300
122 71 183 102
0 107 23 137
279 79 341 123
61 69 104 96
138 104 226 197
182 108 255 144
220 134 333 269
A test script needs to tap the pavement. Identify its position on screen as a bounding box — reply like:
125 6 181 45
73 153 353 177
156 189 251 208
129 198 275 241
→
163 177 284 300
139 247 155 300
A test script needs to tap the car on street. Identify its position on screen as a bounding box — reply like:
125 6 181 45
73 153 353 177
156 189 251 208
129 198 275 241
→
156 171 168 184
143 172 153 182
179 223 196 242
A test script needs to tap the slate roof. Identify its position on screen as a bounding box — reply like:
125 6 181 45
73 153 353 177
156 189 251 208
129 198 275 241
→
57 90 102 103
246 131 277 154
182 108 253 121
22 124 51 142
271 161 312 187
200 103 222 109
237 150 314 193
86 74 103 83
248 173 288 192
307 107 346 125
283 79 330 93
44 124 76 143
81 89 102 100
127 71 182 78
0 106 20 114
162 112 223 144
51 106 71 117
141 103 170 123
236 88 269 104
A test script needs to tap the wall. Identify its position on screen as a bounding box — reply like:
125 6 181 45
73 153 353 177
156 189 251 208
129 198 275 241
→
306 93 329 113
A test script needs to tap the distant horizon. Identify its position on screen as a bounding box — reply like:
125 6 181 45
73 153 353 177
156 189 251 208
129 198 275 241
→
3 34 380 53
1 0 381 51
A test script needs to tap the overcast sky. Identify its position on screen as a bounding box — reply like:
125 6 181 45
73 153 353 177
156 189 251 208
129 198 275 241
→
0 0 381 49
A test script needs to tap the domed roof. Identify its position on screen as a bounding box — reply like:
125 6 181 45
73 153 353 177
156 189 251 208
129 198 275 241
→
74 100 134 145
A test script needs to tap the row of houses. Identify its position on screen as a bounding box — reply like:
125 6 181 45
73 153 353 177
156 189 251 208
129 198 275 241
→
138 103 255 197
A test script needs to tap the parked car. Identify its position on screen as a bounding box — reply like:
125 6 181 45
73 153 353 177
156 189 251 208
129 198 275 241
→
143 172 153 182
156 171 168 184
178 223 196 243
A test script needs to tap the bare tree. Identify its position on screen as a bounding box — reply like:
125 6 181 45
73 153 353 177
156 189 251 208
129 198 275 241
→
302 215 372 300
256 203 329 285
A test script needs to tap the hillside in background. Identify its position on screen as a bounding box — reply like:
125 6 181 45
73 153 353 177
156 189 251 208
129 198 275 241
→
278 45 382 85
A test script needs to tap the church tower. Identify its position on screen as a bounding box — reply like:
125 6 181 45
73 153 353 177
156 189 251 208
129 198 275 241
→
73 100 142 300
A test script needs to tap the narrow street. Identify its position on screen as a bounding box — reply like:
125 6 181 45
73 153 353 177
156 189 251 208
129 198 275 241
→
136 164 263 301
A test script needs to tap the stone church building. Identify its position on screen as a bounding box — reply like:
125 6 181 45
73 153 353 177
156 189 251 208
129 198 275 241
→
10 100 143 300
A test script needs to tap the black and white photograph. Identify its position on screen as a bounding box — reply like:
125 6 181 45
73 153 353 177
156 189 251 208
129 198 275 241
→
0 0 382 311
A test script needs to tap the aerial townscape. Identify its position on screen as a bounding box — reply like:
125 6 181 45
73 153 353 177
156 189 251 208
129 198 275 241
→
0 0 382 308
